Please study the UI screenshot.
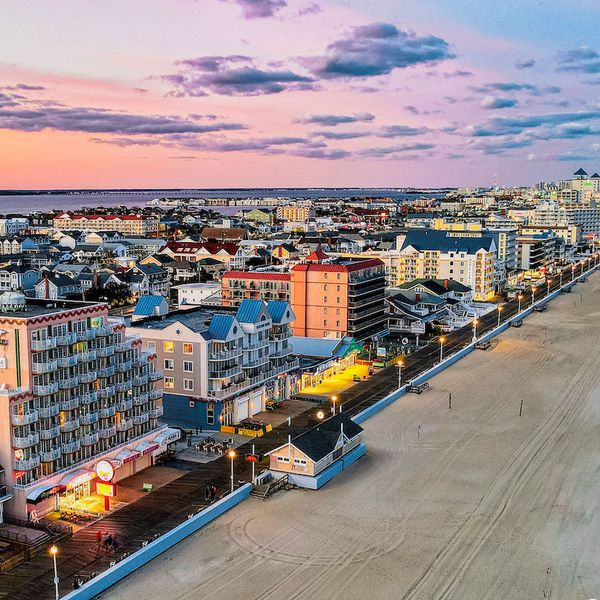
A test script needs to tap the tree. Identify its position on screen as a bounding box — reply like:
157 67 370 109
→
85 282 132 307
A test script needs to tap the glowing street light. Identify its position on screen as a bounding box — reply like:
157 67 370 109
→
497 305 503 327
397 358 403 388
517 294 523 314
439 336 445 363
50 545 59 600
227 449 236 493
330 395 337 416
472 318 479 343
547 278 552 296
531 286 536 306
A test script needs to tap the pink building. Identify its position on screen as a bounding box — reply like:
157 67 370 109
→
0 292 174 521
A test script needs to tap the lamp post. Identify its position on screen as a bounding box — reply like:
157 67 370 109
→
559 271 563 287
517 294 523 314
531 286 536 306
472 318 478 343
497 305 502 327
331 395 337 416
227 449 236 494
439 336 445 363
397 359 403 388
50 545 59 600
547 278 552 296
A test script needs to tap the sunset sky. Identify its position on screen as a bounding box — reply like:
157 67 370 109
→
1 0 600 188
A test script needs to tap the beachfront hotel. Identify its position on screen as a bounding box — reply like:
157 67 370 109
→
0 292 172 521
53 212 160 237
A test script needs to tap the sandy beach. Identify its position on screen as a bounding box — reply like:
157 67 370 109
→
105 274 600 600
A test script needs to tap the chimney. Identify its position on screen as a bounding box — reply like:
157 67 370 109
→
93 269 98 289
415 292 421 301
443 279 449 289
44 274 49 299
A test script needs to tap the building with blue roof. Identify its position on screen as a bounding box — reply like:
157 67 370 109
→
132 295 169 322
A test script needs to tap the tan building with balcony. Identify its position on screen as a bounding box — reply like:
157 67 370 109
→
0 292 171 520
221 271 290 306
53 212 159 236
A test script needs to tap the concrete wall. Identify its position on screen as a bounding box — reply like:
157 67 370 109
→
62 484 252 600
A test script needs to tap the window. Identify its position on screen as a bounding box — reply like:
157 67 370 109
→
164 359 174 370
323 319 327 326
336 297 340 303
336 273 341 280
324 273 328 280
207 402 214 425
184 379 194 391
336 309 340 315
183 361 193 373
336 285 340 291
293 458 307 465
324 296 327 303
323 307 328 314
183 343 193 354
163 341 174 353
324 284 328 290
147 341 156 351
277 456 290 462
336 321 340 327
164 377 174 389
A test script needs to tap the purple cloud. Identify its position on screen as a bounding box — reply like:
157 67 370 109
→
515 59 535 69
304 22 453 79
480 96 518 110
220 0 286 19
296 112 375 126
557 47 600 74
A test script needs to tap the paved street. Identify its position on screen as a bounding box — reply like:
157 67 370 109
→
0 258 596 599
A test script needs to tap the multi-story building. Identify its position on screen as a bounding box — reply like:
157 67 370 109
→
276 203 315 223
128 300 299 428
0 218 29 237
520 224 580 247
516 232 556 270
0 293 169 520
53 213 159 237
159 241 246 269
393 230 497 301
530 201 600 238
290 251 387 340
221 271 291 306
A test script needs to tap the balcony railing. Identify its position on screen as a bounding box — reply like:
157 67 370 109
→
60 397 80 411
116 399 133 412
149 406 163 418
33 382 59 395
81 432 99 446
209 365 242 379
32 359 59 374
80 392 98 405
31 338 57 351
59 376 79 390
243 356 270 369
133 393 149 406
133 414 149 425
14 456 41 471
209 348 242 361
58 355 78 368
13 433 40 448
118 360 133 372
149 389 162 400
270 346 292 359
79 350 97 362
96 346 115 358
99 405 117 418
39 404 60 418
149 371 163 382
61 418 80 433
134 375 149 387
116 381 132 393
79 412 99 426
39 425 61 440
243 339 269 351
40 448 61 462
0 385 30 398
269 331 290 342
78 371 98 384
61 440 81 454
116 418 133 432
76 329 97 342
98 366 116 378
56 332 77 345
97 385 116 399
11 410 39 426
99 425 117 439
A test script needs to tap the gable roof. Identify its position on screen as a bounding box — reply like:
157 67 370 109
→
133 295 167 316
574 168 588 176
207 313 237 340
266 300 293 324
236 299 271 324
398 230 495 254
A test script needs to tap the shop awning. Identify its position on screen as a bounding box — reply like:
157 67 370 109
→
135 441 160 456
113 449 141 466
60 469 97 491
26 482 66 504
154 428 181 446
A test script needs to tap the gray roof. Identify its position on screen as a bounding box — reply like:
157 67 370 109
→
399 230 495 253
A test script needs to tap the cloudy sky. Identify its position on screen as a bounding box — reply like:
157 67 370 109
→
1 0 600 188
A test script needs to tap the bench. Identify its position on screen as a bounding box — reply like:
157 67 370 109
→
475 340 493 350
510 319 523 328
141 483 153 492
533 304 547 312
408 382 430 394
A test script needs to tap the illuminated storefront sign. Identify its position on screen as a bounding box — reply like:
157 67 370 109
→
65 471 96 491
96 482 117 498
95 460 115 482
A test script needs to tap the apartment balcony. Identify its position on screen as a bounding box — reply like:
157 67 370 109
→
61 418 80 433
149 406 163 418
269 331 290 342
148 370 163 382
31 338 57 351
81 431 99 446
270 346 293 359
99 425 117 439
98 366 116 378
209 348 242 361
80 392 98 405
79 350 97 362
116 399 133 412
116 381 132 393
116 418 133 432
58 355 78 368
348 281 385 297
97 385 116 399
59 376 79 390
243 340 269 351
61 440 81 454
79 412 99 426
11 410 39 426
96 346 115 358
13 433 40 448
350 314 388 333
243 356 270 369
56 332 77 345
133 393 149 406
96 323 117 336
33 382 59 395
60 397 80 411
149 389 162 400
78 371 97 384
118 360 133 372
133 375 149 387
39 425 61 440
32 359 59 374
133 414 149 425
209 365 242 379
115 340 134 352
348 304 384 321
348 293 385 309
271 358 299 375
14 456 40 471
0 385 30 398
40 448 61 462
38 404 60 419
76 329 97 342
99 405 117 418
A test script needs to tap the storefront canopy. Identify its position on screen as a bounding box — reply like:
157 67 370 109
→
154 428 181 446
60 469 97 491
26 482 66 504
135 441 160 456
113 449 141 466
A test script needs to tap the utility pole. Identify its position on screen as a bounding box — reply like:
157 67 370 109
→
448 392 452 410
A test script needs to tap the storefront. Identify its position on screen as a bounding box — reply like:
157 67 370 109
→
59 470 98 510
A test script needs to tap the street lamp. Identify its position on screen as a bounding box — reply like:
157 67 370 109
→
50 545 59 600
397 359 403 388
547 278 552 296
330 395 337 416
227 449 236 493
517 294 523 314
497 305 503 327
472 318 478 343
531 286 536 306
439 336 445 363
559 271 563 287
